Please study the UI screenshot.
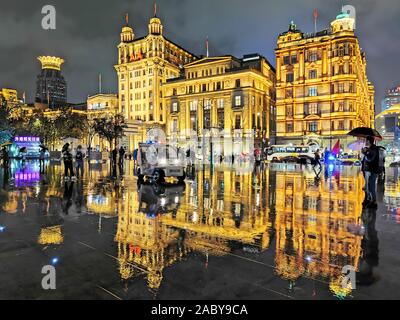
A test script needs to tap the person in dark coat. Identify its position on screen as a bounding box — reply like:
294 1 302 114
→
362 136 380 208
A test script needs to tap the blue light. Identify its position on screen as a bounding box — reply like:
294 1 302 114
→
306 256 312 262
0 225 5 232
51 257 59 265
328 155 335 161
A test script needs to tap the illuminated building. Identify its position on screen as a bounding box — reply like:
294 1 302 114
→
273 168 363 295
163 54 276 156
275 11 375 150
0 88 18 106
115 9 197 151
375 103 400 141
86 93 119 150
35 56 67 109
381 85 400 112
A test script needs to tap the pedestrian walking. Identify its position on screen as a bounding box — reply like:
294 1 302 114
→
75 145 85 178
362 136 381 209
313 149 322 170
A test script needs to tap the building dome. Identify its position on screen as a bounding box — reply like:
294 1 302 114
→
336 11 350 19
148 16 163 35
331 10 355 33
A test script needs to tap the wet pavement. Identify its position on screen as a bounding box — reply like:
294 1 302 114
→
1 160 400 300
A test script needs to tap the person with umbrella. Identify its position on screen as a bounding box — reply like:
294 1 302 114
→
362 136 380 208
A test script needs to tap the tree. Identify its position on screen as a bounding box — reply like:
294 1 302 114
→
93 113 127 152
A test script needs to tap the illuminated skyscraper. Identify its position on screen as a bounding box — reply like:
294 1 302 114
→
35 56 67 109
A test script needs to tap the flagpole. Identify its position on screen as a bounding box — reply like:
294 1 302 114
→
206 36 209 58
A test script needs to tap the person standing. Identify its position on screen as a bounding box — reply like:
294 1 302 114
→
362 136 380 208
119 146 125 167
62 146 75 180
111 147 118 165
2 146 9 168
75 145 85 178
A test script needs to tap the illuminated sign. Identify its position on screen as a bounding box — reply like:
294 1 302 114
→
14 136 40 142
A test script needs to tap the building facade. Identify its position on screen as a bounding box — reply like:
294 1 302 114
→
275 12 375 150
35 56 67 109
0 88 18 106
114 12 197 151
163 54 276 158
86 93 119 151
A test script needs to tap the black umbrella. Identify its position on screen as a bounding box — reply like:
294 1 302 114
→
347 127 382 141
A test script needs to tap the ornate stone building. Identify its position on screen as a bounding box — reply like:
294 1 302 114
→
163 54 276 158
114 10 197 151
275 11 375 150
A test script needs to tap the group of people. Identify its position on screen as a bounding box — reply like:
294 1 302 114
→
61 144 85 180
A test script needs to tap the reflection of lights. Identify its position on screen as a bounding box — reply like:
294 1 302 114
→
160 198 167 206
51 257 59 265
328 155 335 161
329 164 334 171
0 225 5 232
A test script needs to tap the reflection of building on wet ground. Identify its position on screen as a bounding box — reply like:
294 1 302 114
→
273 167 363 292
114 168 274 291
1 160 388 298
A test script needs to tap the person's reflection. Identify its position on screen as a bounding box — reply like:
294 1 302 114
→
112 164 117 178
74 179 84 213
356 208 379 286
62 181 74 215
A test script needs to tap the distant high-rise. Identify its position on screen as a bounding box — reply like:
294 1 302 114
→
381 85 400 112
35 56 67 108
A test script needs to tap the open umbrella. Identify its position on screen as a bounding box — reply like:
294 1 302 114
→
347 127 382 141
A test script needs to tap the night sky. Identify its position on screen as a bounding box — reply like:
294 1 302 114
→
0 0 398 111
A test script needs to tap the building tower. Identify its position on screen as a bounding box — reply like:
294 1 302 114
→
35 56 67 109
115 5 197 151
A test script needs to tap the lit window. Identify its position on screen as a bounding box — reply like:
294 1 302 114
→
234 96 241 106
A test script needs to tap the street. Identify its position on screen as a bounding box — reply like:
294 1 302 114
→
0 160 399 299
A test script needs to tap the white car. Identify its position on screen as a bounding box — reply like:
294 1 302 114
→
136 143 186 183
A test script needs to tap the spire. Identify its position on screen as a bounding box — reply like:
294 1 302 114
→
125 13 129 25
206 36 209 58
148 3 163 35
